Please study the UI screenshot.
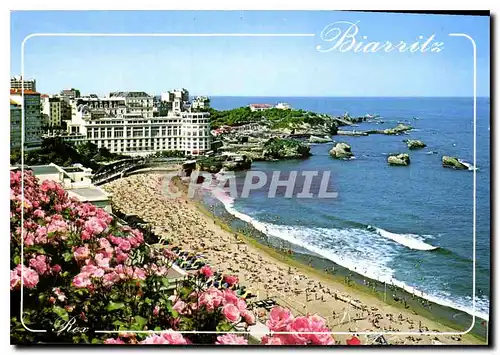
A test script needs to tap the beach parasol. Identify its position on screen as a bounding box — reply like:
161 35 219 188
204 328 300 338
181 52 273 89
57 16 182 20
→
346 336 361 345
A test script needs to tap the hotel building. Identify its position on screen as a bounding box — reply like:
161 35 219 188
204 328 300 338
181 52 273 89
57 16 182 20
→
67 90 211 157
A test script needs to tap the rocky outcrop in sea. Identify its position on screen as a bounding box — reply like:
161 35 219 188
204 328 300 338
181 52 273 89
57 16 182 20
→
329 142 354 159
405 139 427 150
388 153 410 166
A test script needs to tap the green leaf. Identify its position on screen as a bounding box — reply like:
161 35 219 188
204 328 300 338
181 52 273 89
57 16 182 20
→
53 306 69 321
63 252 73 262
13 255 21 265
112 320 127 327
91 338 101 344
134 315 147 329
160 278 170 288
216 321 233 332
106 301 125 311
26 245 46 254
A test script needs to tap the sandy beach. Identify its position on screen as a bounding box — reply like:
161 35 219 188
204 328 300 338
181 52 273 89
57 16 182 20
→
103 173 484 345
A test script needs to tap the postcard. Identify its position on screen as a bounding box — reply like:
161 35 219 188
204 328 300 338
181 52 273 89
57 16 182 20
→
10 10 490 346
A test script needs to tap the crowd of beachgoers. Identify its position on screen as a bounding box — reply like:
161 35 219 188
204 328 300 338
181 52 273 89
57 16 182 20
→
102 173 482 345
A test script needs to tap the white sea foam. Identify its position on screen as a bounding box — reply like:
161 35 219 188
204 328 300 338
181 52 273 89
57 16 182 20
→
374 228 439 251
208 188 489 321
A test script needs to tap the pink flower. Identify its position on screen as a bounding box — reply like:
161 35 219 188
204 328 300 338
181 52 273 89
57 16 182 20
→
72 273 92 288
153 305 160 316
104 338 125 344
24 231 35 246
29 255 49 275
223 274 239 286
53 287 67 302
241 310 256 325
33 209 45 218
84 216 107 236
162 332 191 344
81 264 105 278
286 316 311 345
13 264 39 289
261 335 286 345
216 334 248 345
103 272 120 286
199 265 213 278
99 238 112 249
199 287 224 312
172 300 187 314
115 249 128 264
306 314 334 345
267 306 294 332
236 299 247 312
222 289 239 306
222 304 241 323
52 264 62 273
95 253 110 268
10 270 20 290
34 226 48 244
73 246 90 261
132 268 146 280
140 332 189 345
118 239 131 252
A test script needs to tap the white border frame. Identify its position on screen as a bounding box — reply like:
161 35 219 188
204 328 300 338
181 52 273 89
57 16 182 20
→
18 30 479 339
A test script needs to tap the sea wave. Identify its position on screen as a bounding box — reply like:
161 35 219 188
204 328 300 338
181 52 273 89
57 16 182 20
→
373 227 439 251
208 188 489 321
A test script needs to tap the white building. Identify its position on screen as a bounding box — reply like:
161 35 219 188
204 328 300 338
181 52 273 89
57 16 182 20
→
192 96 210 111
29 163 112 213
109 91 154 118
11 76 36 92
160 88 189 115
10 89 42 150
68 107 211 157
66 89 211 156
275 102 292 110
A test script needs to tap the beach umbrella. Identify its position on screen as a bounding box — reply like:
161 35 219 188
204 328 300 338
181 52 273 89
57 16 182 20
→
346 336 361 345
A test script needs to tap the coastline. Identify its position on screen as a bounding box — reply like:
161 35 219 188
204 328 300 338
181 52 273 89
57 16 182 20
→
196 192 487 342
103 173 486 345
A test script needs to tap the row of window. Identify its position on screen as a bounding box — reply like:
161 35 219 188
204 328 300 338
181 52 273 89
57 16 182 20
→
93 139 209 152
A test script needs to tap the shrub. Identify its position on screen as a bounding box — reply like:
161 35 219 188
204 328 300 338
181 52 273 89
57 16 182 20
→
10 170 337 345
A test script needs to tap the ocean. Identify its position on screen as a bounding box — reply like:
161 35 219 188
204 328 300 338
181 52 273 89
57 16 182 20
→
205 96 490 321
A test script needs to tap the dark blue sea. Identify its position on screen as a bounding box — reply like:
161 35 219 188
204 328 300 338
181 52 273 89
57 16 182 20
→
207 96 490 320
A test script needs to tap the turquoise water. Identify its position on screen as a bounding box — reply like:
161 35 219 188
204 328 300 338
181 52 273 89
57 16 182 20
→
208 96 490 320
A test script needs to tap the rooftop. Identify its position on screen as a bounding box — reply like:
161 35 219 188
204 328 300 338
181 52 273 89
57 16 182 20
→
31 165 61 175
69 187 108 198
10 89 40 95
249 104 273 108
109 91 152 98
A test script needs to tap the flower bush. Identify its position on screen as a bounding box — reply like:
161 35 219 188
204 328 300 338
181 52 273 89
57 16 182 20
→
10 170 337 345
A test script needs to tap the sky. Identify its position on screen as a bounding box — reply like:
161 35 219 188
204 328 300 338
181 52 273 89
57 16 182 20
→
10 11 490 97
